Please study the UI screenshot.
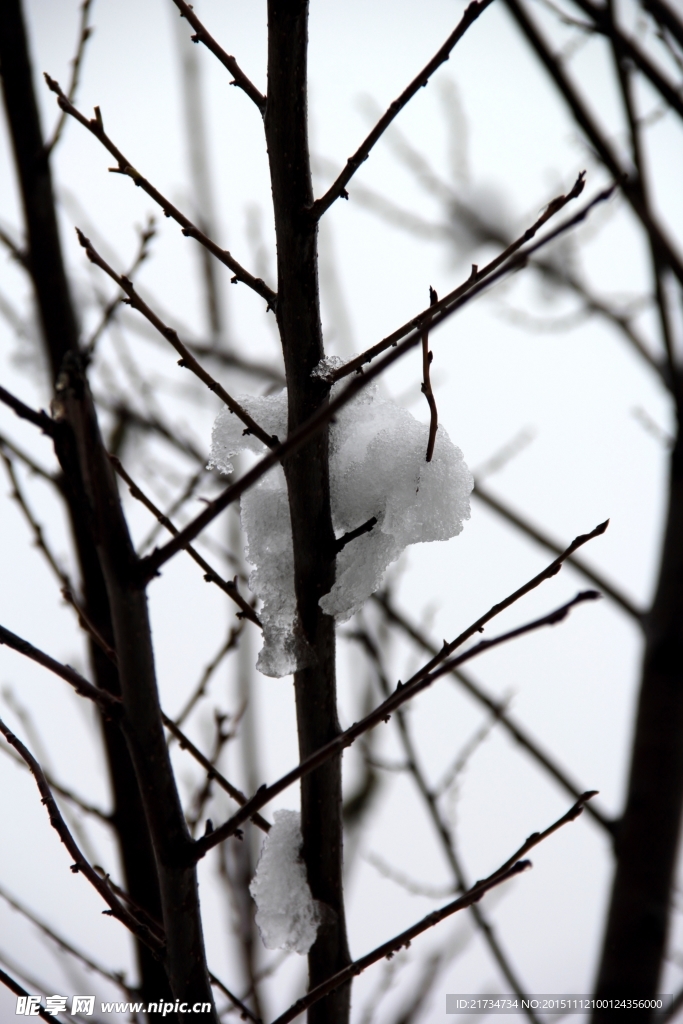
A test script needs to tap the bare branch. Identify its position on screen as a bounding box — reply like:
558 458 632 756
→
421 286 439 462
472 480 643 622
170 0 266 114
140 184 614 580
0 385 54 435
327 170 587 384
373 590 615 835
43 0 94 156
83 217 156 357
43 76 277 309
110 454 262 626
0 623 121 715
77 229 277 449
0 967 56 1023
569 0 683 121
503 0 683 289
175 626 243 727
270 793 596 1024
161 711 271 834
0 882 132 995
209 971 263 1024
0 718 164 955
196 590 601 859
310 0 496 219
0 740 111 822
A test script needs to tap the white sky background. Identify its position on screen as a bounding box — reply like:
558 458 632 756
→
0 0 681 1020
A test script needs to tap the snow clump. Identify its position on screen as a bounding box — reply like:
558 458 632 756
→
249 810 320 954
209 367 473 677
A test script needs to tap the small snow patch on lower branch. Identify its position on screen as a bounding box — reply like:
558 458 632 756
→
249 810 320 954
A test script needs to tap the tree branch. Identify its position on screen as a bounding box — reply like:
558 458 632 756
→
502 0 683 289
0 623 121 714
43 75 277 309
77 229 277 449
110 454 261 626
326 170 587 384
310 0 496 219
421 286 439 462
0 882 132 996
0 717 164 955
170 0 267 114
270 793 596 1024
0 385 54 435
195 590 600 859
472 480 643 622
373 591 615 835
140 183 613 580
161 712 271 834
569 0 683 121
43 0 94 156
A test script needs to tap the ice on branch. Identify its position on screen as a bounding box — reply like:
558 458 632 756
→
249 810 320 954
209 366 473 677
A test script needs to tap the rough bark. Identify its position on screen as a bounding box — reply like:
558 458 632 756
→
264 2 351 1021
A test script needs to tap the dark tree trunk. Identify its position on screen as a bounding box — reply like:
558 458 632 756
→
264 2 351 1021
0 1 173 1012
593 399 683 1020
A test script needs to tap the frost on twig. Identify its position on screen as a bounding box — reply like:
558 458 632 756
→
209 365 472 677
249 810 320 954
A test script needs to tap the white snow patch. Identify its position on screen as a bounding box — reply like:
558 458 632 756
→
209 375 472 677
249 810 320 954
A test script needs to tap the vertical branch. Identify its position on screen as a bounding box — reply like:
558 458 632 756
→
0 0 173 1009
421 286 439 462
591 2 683 1014
264 2 351 1021
56 355 217 1017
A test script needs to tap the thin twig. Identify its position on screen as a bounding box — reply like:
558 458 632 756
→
0 623 120 714
170 0 266 114
373 590 615 834
175 626 243 728
0 883 132 996
421 286 439 462
327 171 587 384
352 623 540 1020
44 0 94 156
269 794 596 1024
110 454 262 627
140 183 614 581
0 740 111 822
569 0 683 120
472 480 643 622
83 217 156 357
0 385 54 435
161 712 271 834
209 971 263 1024
44 76 277 308
195 590 600 859
310 0 496 219
0 718 163 955
137 465 206 555
1 451 70 587
0 967 57 1023
0 224 28 267
77 229 277 449
502 0 683 289
0 432 59 486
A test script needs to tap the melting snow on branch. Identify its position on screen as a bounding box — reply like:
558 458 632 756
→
209 361 473 677
249 810 320 954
